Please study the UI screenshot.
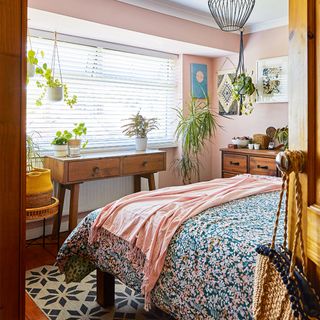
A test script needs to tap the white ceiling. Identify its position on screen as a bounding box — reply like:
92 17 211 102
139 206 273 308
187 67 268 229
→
118 0 288 33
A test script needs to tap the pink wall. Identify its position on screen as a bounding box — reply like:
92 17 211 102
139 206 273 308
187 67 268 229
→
29 0 239 53
211 26 289 178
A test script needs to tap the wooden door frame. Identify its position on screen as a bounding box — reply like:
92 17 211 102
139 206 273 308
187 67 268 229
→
0 0 26 318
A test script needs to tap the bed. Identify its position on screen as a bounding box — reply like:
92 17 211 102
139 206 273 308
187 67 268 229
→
57 176 283 320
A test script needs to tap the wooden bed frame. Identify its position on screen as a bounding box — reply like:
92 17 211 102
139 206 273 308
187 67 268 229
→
96 270 115 308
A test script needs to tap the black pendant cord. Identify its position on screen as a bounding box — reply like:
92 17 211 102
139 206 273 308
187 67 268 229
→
236 30 245 115
236 30 245 77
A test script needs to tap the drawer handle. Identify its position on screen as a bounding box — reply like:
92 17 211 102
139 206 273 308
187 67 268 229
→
92 166 100 176
230 161 240 166
142 161 148 167
257 165 269 170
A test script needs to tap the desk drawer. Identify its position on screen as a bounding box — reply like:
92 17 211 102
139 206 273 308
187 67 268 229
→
68 158 120 182
122 154 165 175
249 156 276 176
223 153 247 173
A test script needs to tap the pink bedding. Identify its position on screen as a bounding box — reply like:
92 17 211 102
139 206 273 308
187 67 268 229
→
89 174 282 307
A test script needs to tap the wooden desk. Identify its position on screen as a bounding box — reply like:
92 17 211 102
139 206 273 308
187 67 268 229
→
44 149 166 233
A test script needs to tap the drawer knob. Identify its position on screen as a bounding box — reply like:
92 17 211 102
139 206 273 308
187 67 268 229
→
92 166 100 176
230 161 240 166
142 161 148 167
257 165 269 170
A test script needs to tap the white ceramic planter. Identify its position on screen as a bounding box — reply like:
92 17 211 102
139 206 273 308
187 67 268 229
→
53 144 68 157
135 137 147 151
27 62 35 78
48 86 63 102
68 139 81 157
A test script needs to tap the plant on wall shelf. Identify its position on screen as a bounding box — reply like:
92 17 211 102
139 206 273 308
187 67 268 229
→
173 96 219 184
122 111 159 151
274 125 288 150
232 72 257 115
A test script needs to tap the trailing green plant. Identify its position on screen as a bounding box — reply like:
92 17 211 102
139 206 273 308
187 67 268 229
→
274 125 288 149
232 72 257 115
122 111 159 138
35 65 77 108
26 132 43 172
51 130 72 145
173 96 219 183
72 122 88 148
26 49 44 84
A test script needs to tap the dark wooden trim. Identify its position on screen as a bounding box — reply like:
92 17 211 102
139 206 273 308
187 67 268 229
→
96 269 115 307
0 0 26 318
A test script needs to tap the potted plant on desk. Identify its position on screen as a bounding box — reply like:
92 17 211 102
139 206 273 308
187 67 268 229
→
68 122 88 157
122 111 158 151
51 130 72 157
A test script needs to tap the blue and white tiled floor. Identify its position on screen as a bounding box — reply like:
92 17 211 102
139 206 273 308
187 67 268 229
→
26 265 171 320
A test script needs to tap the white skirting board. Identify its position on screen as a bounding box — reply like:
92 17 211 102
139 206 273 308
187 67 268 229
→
26 174 159 240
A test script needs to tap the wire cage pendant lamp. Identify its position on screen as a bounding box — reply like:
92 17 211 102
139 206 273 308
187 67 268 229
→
208 0 255 32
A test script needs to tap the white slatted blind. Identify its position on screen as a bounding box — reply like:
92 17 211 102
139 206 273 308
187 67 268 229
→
27 33 179 151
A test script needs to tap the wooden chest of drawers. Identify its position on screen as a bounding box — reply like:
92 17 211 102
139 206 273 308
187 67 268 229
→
220 148 279 178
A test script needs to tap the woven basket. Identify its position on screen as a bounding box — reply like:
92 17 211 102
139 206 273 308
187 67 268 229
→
253 134 270 150
26 191 52 209
26 197 59 221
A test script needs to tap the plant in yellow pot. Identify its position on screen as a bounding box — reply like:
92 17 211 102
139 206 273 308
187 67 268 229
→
26 134 53 208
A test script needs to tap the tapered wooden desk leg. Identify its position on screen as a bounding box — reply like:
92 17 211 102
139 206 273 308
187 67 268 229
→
97 269 115 307
134 175 141 192
52 184 66 238
147 173 156 190
69 183 80 232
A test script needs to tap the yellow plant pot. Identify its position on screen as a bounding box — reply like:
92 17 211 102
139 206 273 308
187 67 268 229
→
26 168 53 208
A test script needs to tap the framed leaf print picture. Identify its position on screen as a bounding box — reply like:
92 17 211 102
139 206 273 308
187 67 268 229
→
256 56 288 103
191 63 208 98
217 69 238 115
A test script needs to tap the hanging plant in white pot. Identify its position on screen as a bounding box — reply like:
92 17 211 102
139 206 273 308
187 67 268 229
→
34 32 77 108
122 111 159 151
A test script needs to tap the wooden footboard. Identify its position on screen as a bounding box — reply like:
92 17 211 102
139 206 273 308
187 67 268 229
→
96 269 115 307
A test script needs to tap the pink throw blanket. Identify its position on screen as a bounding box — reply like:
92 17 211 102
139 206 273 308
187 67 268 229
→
89 175 281 306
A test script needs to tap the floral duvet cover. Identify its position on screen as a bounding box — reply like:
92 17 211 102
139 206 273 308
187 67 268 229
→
57 191 283 320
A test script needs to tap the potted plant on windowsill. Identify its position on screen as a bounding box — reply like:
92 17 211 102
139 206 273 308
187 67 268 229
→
68 122 88 157
51 130 73 157
122 111 159 151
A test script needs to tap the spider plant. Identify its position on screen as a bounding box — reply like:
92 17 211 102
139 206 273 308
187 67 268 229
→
26 132 43 172
173 96 219 183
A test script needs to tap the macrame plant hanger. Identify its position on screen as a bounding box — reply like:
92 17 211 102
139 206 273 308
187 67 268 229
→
235 29 245 113
49 32 64 102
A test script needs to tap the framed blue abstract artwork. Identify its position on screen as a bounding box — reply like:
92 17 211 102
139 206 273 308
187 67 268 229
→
190 63 208 98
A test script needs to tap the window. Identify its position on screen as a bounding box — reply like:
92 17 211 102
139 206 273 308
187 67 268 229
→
27 30 179 152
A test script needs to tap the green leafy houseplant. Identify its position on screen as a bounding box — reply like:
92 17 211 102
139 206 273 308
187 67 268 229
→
51 130 72 145
70 122 88 148
174 96 219 184
122 111 159 151
122 111 159 138
232 72 257 115
274 125 288 149
35 65 77 108
26 49 44 83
